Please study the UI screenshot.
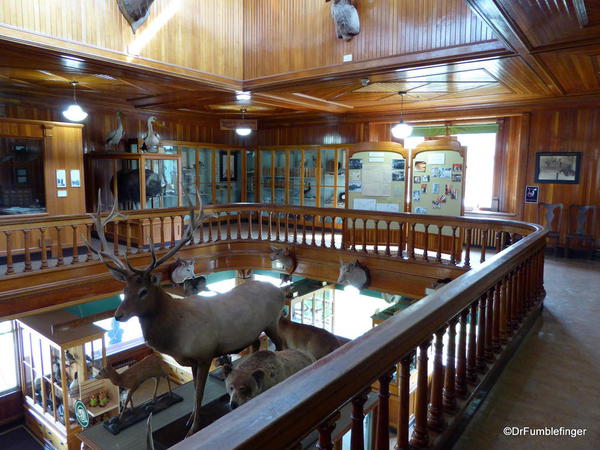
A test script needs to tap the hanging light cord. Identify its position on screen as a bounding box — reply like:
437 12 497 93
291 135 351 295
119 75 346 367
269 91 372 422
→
71 81 79 104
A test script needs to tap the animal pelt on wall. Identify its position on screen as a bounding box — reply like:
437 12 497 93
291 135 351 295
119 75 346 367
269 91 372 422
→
117 0 156 34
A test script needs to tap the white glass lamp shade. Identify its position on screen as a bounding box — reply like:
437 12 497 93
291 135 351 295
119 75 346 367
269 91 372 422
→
62 104 88 122
235 127 252 136
344 285 360 295
236 92 251 101
391 121 413 139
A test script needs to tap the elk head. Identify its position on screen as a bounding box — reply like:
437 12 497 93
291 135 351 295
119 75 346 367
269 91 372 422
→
84 190 206 322
169 258 196 284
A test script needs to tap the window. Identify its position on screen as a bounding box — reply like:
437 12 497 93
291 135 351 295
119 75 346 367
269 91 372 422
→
0 137 46 215
403 124 498 210
0 320 19 394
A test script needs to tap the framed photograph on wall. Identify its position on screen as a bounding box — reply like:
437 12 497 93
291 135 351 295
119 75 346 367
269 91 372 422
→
56 169 67 188
525 185 539 204
535 152 581 184
70 169 81 187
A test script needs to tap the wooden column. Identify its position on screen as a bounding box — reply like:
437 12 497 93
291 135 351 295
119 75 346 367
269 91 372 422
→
443 317 458 413
427 327 446 431
410 339 431 448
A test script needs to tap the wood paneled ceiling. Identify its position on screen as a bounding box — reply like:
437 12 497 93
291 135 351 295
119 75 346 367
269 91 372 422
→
1 1 600 121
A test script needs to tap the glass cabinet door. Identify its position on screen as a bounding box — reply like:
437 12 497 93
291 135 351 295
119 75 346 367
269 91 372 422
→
320 148 337 208
198 148 213 204
303 149 317 207
144 158 180 209
246 150 256 202
260 151 273 203
274 150 286 204
288 150 302 206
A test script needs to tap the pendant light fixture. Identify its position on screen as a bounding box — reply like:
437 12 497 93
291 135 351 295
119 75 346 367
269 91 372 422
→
235 108 252 137
62 81 88 122
391 91 413 139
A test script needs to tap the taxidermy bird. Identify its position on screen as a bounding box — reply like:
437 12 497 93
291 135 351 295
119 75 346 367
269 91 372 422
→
304 182 313 197
142 116 160 152
65 350 76 366
68 372 79 396
105 111 125 150
117 0 156 34
326 0 360 41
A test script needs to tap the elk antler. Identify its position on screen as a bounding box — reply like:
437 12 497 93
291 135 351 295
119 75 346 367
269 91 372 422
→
83 190 130 276
131 192 206 277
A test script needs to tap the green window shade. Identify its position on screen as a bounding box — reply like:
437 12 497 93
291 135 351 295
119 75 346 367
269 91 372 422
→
411 123 499 137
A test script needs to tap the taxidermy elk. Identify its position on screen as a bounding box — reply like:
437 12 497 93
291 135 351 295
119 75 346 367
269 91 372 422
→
110 168 161 210
338 259 370 290
117 0 156 34
326 0 360 41
84 192 284 436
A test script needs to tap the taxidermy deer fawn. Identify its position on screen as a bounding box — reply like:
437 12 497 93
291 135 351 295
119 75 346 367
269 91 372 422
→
278 316 341 360
85 191 284 436
96 353 172 421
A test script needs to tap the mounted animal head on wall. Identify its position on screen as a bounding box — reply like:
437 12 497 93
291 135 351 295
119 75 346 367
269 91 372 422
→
168 258 196 284
84 190 206 322
270 247 297 275
337 259 370 290
117 0 156 34
183 276 208 296
326 0 361 41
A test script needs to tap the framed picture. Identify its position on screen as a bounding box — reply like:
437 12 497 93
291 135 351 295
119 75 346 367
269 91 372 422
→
15 168 28 184
56 169 67 188
535 152 581 184
525 185 539 204
70 169 81 188
219 151 238 182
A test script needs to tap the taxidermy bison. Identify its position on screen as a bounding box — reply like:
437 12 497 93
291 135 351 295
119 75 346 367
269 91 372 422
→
110 168 161 210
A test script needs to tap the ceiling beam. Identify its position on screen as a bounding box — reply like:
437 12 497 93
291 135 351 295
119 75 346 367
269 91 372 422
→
464 0 565 96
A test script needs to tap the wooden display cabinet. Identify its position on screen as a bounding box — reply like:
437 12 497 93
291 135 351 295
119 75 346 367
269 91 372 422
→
16 310 115 450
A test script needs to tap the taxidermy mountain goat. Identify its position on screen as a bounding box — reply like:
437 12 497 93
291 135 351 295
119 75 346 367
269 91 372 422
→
85 191 284 436
326 0 360 41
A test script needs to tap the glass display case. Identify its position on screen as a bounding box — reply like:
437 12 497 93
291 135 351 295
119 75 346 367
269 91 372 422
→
289 284 335 332
17 310 113 450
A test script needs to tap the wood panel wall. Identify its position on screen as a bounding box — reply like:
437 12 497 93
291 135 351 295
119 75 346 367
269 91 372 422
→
243 0 498 79
0 0 244 80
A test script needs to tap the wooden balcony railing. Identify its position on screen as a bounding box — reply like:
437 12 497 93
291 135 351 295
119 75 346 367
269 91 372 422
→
0 203 529 278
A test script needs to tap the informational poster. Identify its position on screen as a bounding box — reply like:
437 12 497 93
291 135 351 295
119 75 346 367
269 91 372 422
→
354 198 377 210
376 203 400 212
363 166 391 197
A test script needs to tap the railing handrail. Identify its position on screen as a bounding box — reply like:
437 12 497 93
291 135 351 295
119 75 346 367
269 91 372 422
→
0 203 537 235
173 222 547 449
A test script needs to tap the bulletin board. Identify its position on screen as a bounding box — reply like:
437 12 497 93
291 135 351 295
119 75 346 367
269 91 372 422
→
346 142 408 218
409 136 466 237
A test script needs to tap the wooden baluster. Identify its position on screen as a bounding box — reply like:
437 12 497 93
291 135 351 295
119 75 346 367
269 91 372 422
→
480 229 488 263
316 412 339 450
85 224 93 261
423 224 429 261
248 211 253 240
436 225 443 263
506 271 515 334
373 220 379 254
217 215 223 241
258 212 263 240
362 219 368 253
113 221 120 256
236 211 242 239
159 217 166 249
284 213 289 242
455 309 468 397
443 318 458 413
55 227 63 267
373 369 393 450
22 230 32 271
409 223 416 259
476 294 487 373
125 221 132 254
396 351 414 450
71 225 78 264
277 213 281 241
385 221 391 256
294 214 299 244
4 231 14 274
40 228 48 269
500 275 509 344
350 389 369 450
427 327 446 431
450 226 458 265
493 281 502 351
312 215 317 246
330 217 336 249
208 218 213 242
410 339 431 448
464 228 472 268
495 231 501 253
517 264 524 322
351 218 356 252
485 287 494 362
301 214 307 244
267 212 273 241
321 217 328 248
226 212 232 240
467 300 478 383
527 258 534 310
171 216 177 248
398 222 405 258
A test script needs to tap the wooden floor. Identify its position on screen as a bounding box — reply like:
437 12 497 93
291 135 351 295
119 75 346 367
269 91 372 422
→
453 255 600 450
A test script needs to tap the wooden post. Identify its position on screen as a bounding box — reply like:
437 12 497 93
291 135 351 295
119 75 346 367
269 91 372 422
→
467 300 478 383
455 309 468 397
409 339 431 448
464 228 472 268
375 369 393 450
396 351 414 450
317 412 339 450
476 294 487 373
427 327 446 431
485 288 494 362
443 317 458 412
